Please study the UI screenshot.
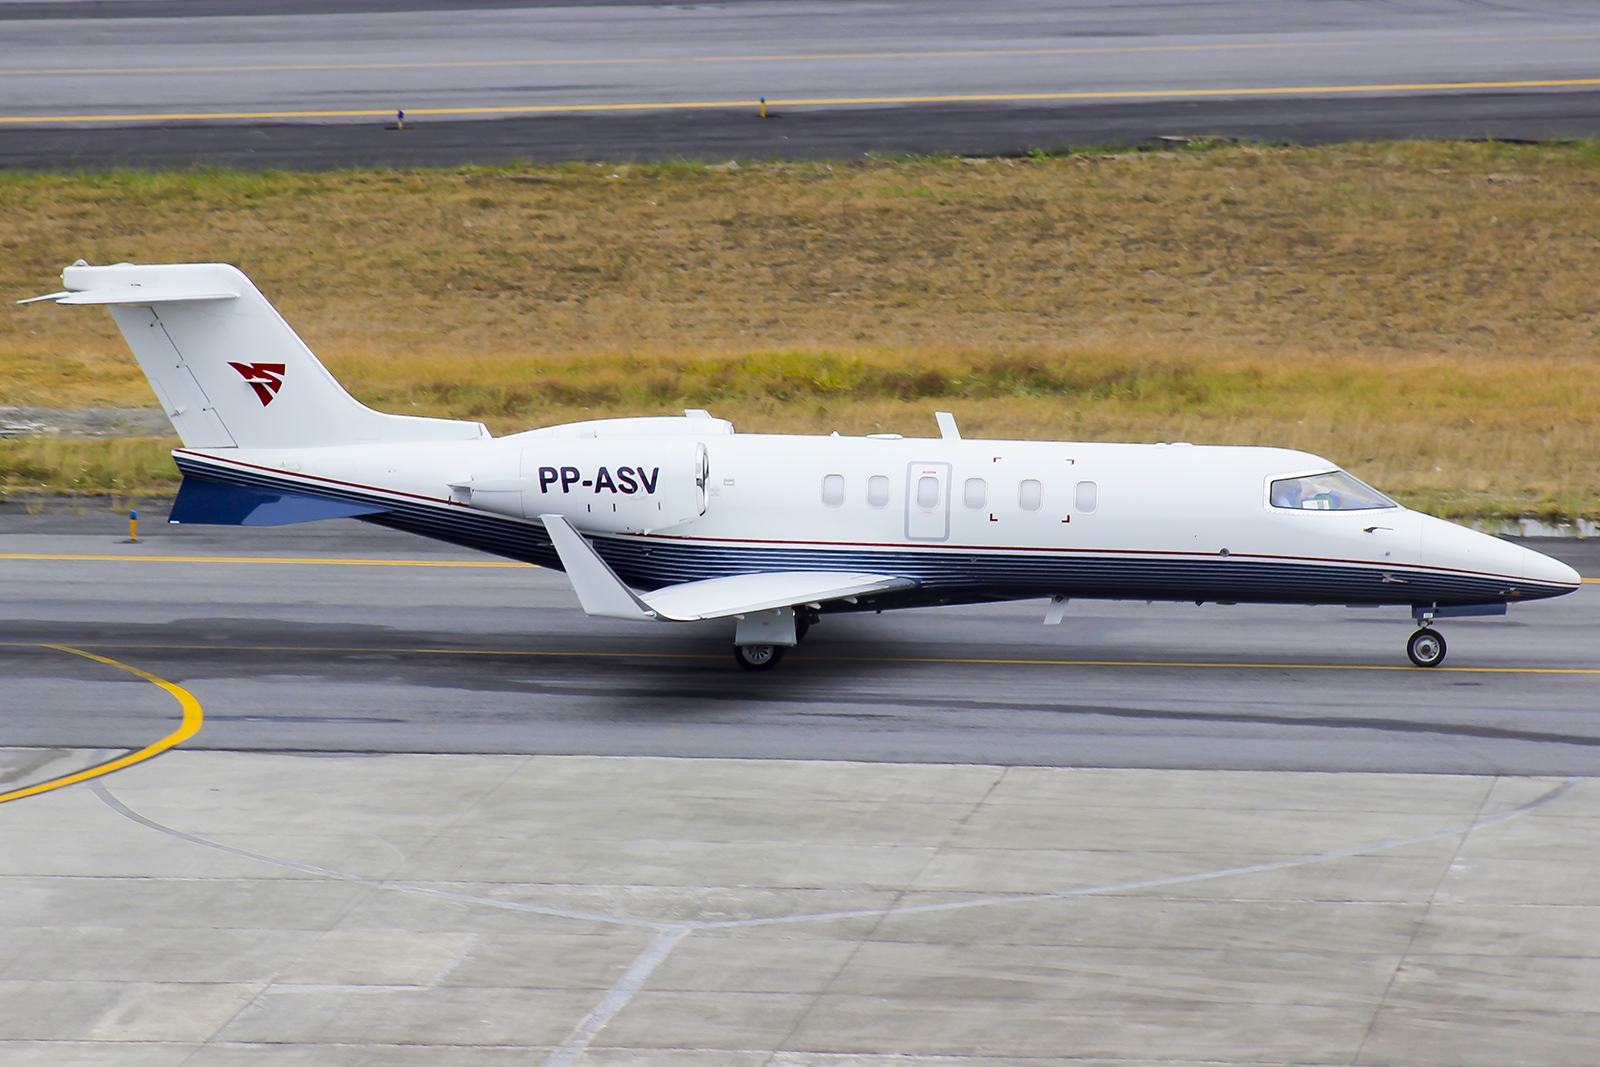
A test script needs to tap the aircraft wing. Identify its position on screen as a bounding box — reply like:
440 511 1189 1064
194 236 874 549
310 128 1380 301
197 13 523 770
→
540 514 914 621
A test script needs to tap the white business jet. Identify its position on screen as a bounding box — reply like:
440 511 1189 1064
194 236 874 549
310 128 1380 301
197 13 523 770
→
24 262 1580 669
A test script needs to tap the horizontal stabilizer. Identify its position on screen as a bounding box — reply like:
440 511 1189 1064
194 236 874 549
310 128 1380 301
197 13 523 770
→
169 478 386 526
540 514 914 622
21 287 238 305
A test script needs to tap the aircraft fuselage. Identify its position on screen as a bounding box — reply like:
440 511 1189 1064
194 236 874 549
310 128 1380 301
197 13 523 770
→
169 419 1578 616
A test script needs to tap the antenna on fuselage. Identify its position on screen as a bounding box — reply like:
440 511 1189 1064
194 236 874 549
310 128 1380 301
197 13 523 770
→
935 411 961 440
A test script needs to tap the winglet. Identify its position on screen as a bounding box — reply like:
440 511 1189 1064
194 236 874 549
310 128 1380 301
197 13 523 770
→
539 515 657 621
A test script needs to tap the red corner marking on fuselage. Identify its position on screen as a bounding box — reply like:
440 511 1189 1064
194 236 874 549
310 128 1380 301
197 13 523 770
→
228 361 286 406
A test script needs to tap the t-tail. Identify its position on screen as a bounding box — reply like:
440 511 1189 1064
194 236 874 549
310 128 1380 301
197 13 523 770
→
23 262 486 449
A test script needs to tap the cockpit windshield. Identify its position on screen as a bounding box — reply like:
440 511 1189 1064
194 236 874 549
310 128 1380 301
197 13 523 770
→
1269 470 1396 511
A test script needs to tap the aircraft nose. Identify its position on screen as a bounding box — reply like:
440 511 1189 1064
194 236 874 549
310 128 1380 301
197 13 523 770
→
1417 516 1580 593
1419 514 1529 578
1522 545 1581 589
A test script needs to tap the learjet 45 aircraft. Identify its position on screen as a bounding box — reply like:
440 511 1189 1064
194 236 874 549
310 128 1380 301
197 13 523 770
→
24 262 1580 669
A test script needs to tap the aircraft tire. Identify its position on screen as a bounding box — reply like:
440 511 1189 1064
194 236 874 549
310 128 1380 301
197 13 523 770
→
1407 628 1447 668
734 644 785 671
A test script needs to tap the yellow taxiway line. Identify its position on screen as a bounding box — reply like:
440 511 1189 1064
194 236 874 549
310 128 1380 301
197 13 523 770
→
4 78 1599 124
0 553 531 568
821 655 1600 675
17 642 1600 676
6 34 1596 77
0 646 203 805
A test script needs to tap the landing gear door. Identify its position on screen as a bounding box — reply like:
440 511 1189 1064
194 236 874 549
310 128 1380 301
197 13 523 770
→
905 462 951 541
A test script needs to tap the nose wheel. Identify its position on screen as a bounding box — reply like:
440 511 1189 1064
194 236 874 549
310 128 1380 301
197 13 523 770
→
1407 627 1447 668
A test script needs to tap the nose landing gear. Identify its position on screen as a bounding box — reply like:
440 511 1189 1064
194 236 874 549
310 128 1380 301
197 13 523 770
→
1407 624 1447 668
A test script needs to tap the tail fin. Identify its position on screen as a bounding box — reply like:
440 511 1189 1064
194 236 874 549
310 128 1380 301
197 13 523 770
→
45 262 487 449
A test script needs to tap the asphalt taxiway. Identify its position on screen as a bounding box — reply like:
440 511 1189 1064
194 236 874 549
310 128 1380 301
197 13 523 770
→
4 512 1598 774
3 0 1597 168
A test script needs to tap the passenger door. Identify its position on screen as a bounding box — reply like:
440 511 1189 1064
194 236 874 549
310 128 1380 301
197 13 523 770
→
905 462 952 541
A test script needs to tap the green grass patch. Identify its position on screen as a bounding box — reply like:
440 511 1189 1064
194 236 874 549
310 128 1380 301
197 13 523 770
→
4 142 1600 517
0 438 180 496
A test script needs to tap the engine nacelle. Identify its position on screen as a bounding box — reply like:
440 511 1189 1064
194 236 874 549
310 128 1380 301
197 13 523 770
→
454 438 708 533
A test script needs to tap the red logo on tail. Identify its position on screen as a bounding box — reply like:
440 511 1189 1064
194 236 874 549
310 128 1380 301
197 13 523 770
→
229 362 286 406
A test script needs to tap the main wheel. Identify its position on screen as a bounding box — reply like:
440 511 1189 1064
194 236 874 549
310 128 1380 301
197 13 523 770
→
1407 628 1447 668
733 643 785 671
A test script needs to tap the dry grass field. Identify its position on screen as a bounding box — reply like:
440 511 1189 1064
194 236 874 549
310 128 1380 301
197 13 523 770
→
2 140 1597 516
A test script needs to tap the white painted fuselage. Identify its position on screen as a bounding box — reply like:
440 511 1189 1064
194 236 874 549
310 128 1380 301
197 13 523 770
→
172 414 1577 613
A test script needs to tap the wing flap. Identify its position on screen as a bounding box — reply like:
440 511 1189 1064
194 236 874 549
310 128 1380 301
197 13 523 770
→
642 571 913 621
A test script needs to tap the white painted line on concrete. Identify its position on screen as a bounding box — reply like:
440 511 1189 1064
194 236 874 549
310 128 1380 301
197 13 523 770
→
699 774 1582 929
542 925 693 1067
91 783 666 930
89 774 1581 1059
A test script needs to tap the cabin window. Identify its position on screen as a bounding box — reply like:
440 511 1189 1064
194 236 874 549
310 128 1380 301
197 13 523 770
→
867 475 890 508
1075 480 1098 513
1018 479 1043 512
963 478 987 509
821 474 846 507
916 476 941 509
1270 471 1395 511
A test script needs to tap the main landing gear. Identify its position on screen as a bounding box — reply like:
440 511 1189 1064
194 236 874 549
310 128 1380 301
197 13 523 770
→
733 643 784 671
1407 624 1447 668
732 610 816 671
